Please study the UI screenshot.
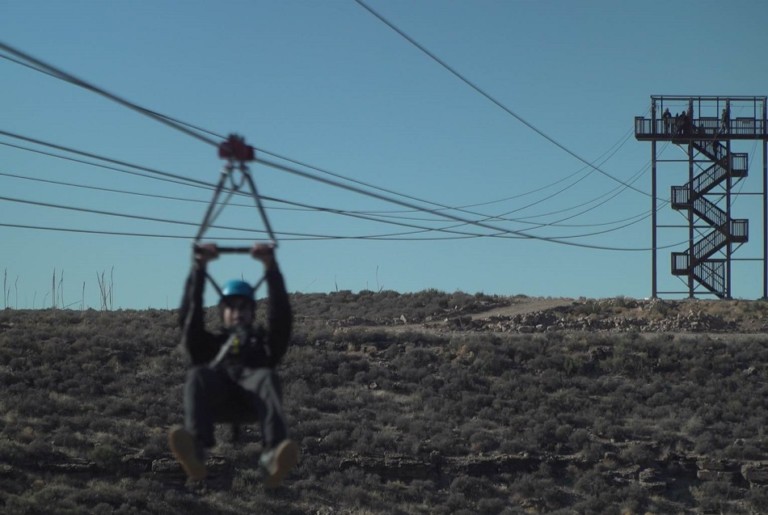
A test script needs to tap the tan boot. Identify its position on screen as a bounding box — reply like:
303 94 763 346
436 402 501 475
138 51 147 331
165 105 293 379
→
168 426 207 481
259 439 299 488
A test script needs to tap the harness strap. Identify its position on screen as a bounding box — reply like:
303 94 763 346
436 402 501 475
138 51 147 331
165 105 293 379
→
209 333 237 369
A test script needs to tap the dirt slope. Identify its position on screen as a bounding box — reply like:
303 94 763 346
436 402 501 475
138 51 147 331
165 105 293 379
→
469 297 574 319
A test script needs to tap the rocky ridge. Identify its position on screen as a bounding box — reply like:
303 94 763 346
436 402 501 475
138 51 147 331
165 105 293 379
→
322 297 768 334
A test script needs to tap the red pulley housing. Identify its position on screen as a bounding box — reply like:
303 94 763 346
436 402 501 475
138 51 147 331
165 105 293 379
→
218 134 255 161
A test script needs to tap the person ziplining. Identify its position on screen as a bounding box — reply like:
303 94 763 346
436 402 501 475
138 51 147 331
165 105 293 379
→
169 136 299 487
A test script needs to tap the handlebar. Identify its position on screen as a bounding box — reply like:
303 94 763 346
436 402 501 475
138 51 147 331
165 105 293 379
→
193 245 252 254
215 246 253 254
193 244 277 255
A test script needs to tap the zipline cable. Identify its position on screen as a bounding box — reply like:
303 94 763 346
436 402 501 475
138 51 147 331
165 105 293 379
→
1 161 672 243
2 45 647 217
1 193 519 240
0 129 661 247
1 188 650 242
0 171 479 237
0 222 690 249
0 169 657 232
0 43 220 148
0 131 212 188
1 130 652 233
2 42 654 221
353 0 652 198
1 134 650 231
253 154 662 251
0 44 659 244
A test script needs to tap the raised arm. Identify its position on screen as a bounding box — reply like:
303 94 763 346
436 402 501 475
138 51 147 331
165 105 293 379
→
251 244 293 366
179 244 220 364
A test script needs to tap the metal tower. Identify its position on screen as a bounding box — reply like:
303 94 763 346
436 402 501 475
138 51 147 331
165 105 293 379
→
635 95 768 299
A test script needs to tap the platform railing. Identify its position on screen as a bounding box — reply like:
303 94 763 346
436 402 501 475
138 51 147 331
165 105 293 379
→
635 116 766 138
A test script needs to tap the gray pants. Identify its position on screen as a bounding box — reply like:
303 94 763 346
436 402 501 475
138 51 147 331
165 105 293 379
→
184 365 287 450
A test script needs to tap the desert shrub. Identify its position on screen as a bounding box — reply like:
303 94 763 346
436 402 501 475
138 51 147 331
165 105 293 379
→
723 440 765 460
746 486 768 513
285 376 313 403
468 431 500 453
510 472 556 500
693 432 723 455
537 369 563 393
319 429 349 452
553 423 573 444
695 480 745 513
4 297 768 513
619 442 657 465
566 428 590 452
444 491 472 513
336 359 369 382
471 348 514 377
89 443 122 468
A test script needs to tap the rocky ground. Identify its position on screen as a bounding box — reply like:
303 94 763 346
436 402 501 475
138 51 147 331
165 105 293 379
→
323 296 768 334
5 296 768 513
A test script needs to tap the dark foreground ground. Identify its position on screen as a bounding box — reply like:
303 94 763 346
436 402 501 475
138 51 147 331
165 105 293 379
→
2 292 768 514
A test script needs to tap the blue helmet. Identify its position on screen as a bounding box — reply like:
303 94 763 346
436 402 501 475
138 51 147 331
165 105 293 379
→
221 279 254 301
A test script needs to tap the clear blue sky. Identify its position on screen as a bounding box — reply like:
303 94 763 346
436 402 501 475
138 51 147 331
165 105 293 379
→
2 0 768 309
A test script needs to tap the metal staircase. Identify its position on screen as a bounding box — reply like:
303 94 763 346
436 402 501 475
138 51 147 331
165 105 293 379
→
670 139 749 298
635 95 768 299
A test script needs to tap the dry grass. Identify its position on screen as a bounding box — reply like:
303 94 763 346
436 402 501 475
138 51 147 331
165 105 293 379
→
2 293 768 513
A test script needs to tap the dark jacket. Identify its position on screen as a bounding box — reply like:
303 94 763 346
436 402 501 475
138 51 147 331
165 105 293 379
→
178 261 292 369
